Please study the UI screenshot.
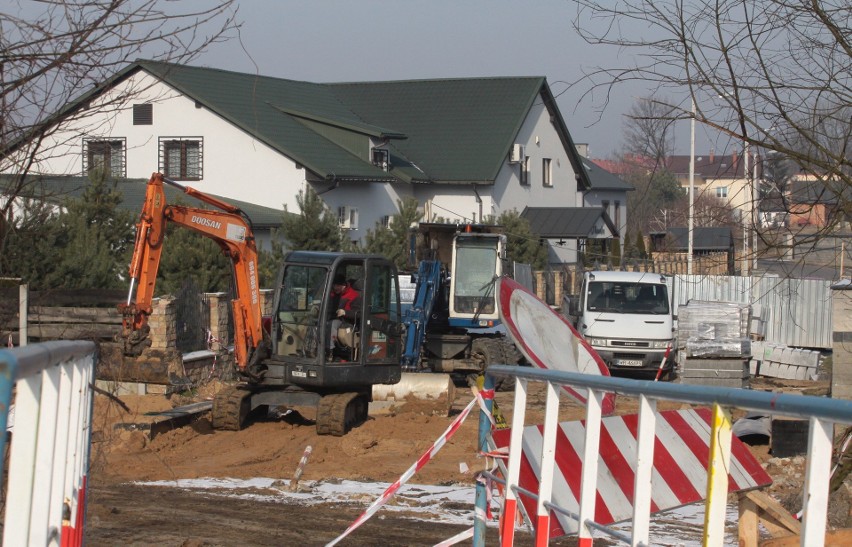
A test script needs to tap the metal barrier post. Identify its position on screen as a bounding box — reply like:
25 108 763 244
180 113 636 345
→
801 417 833 545
577 389 603 547
501 376 529 547
535 381 560 546
631 394 657 547
703 403 732 546
0 350 16 483
474 374 495 547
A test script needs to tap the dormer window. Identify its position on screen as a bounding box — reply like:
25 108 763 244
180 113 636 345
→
371 148 389 171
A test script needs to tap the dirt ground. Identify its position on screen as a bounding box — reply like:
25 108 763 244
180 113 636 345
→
79 376 827 546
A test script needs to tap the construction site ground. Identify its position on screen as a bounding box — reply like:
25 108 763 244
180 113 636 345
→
73 375 836 546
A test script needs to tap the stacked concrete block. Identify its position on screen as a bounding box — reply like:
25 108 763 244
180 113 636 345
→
750 341 822 380
677 300 750 345
675 356 750 388
676 300 752 388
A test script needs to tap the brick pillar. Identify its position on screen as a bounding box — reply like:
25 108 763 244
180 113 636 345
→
831 281 852 399
205 292 230 350
148 296 176 350
554 270 564 307
534 271 546 302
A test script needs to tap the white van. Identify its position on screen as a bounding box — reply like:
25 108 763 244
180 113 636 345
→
566 271 676 377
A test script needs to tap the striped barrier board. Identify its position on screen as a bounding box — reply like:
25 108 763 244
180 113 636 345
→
497 277 616 415
491 407 772 538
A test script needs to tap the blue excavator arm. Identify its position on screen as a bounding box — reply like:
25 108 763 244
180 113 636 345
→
400 259 443 369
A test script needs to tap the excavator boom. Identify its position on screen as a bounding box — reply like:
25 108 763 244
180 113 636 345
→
105 173 265 383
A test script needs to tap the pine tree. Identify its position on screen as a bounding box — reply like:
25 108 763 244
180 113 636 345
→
47 172 136 288
495 209 548 269
0 199 66 285
610 237 622 268
364 198 422 272
278 186 348 252
636 231 648 259
155 225 233 294
622 230 636 260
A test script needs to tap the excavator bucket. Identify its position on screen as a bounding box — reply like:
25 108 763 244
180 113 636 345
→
97 342 188 385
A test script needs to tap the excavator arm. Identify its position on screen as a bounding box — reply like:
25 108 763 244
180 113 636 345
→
117 172 265 373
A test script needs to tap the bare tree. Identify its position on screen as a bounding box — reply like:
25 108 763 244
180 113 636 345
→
623 97 677 161
572 1 851 265
620 97 685 236
0 0 239 203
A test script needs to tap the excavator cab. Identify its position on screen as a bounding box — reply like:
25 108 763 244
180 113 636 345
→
267 251 403 388
213 251 404 436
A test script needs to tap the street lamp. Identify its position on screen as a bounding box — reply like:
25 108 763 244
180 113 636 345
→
688 99 695 275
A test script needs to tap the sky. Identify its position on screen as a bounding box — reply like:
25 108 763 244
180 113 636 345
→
190 0 720 159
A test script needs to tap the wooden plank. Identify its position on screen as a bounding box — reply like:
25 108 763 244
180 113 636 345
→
745 490 801 535
19 324 119 340
0 288 126 307
738 493 759 547
28 306 120 323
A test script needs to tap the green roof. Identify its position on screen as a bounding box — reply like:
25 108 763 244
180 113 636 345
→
4 59 593 188
18 60 589 187
0 174 287 228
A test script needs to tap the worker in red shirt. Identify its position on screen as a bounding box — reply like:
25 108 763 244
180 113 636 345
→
328 275 361 356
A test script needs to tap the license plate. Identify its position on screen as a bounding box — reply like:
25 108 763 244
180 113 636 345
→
614 359 644 367
291 370 307 378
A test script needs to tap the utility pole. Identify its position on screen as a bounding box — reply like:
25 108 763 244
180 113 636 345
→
743 142 750 276
688 99 695 275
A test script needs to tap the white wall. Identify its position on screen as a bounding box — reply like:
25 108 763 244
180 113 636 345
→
5 71 306 213
494 99 579 213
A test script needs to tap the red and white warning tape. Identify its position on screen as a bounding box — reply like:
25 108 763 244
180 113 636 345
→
433 526 474 546
325 395 480 546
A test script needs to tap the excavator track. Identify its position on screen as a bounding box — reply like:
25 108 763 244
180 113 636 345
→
472 337 521 391
315 392 368 436
211 385 253 431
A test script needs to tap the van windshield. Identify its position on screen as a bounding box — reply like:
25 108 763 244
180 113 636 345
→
586 282 669 314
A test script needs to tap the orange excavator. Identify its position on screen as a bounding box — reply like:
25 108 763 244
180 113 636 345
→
98 172 267 385
100 172 404 435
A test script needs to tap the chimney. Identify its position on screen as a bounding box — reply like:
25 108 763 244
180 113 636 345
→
732 151 738 169
709 148 715 163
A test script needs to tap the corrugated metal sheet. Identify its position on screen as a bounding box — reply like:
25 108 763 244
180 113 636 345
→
673 275 832 349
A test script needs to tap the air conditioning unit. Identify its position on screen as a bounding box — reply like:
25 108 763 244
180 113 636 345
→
509 143 525 163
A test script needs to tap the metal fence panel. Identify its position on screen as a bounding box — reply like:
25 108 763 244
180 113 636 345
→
673 275 832 349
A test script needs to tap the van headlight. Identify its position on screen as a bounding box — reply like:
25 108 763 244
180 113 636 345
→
586 337 607 346
651 340 671 348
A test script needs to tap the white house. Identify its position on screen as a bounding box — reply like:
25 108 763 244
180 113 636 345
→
3 59 609 260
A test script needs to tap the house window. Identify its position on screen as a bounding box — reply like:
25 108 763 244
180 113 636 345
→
133 104 153 125
381 215 392 228
716 186 728 199
159 137 203 180
520 156 530 186
338 206 359 229
601 200 610 216
83 138 126 177
542 158 552 187
371 148 389 171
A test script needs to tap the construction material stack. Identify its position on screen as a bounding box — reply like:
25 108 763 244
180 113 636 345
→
675 300 752 388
